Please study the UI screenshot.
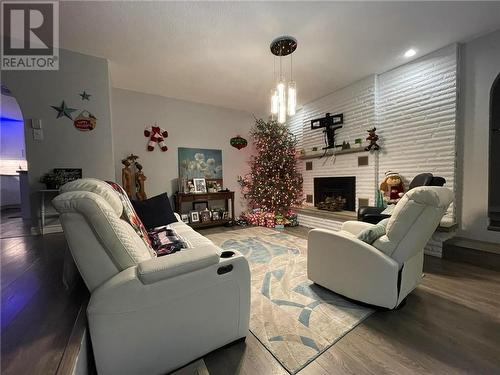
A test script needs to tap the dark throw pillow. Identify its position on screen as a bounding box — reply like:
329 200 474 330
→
131 193 177 230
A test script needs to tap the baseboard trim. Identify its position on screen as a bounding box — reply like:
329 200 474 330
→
56 298 90 375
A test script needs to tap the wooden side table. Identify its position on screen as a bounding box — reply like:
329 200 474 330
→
39 189 60 235
174 191 235 229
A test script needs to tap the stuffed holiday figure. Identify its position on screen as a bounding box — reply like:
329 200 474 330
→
380 171 405 204
144 124 168 151
365 127 380 151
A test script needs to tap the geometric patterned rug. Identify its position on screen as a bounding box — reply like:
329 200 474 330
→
205 227 374 374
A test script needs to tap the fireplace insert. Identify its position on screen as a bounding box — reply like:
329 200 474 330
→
314 177 356 211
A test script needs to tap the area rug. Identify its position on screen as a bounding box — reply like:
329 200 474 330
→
205 227 374 374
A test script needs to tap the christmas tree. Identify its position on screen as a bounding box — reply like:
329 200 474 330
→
239 118 303 215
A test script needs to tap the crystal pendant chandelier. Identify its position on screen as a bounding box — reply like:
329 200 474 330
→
270 36 297 124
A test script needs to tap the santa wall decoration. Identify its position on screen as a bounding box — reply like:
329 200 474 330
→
144 124 168 151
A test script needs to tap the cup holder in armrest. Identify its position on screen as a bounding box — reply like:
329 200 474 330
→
220 250 235 258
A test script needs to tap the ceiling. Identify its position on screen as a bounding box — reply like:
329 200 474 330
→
60 2 500 114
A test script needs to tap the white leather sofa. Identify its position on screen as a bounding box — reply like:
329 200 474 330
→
52 179 250 375
308 186 453 309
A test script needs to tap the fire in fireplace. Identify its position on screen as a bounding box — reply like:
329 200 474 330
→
314 177 356 211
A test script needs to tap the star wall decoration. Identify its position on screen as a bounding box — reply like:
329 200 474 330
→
79 91 91 100
51 101 77 120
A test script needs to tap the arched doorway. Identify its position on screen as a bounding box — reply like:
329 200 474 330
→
489 73 500 231
0 83 28 218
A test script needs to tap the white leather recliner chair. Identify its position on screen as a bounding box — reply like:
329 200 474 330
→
52 179 250 375
308 186 453 309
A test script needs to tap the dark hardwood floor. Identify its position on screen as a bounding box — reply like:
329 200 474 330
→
2 215 499 375
1 208 88 375
199 225 500 375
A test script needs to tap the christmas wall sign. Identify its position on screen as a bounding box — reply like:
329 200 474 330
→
73 110 97 131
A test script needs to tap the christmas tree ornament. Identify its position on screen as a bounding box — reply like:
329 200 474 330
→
79 91 91 100
73 110 97 131
230 135 248 150
51 101 77 120
144 124 168 151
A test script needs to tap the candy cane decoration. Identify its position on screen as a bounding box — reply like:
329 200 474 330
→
144 124 168 151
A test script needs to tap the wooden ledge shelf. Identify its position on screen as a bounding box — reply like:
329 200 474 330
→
299 147 368 160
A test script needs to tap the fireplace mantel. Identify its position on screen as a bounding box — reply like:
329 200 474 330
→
298 147 367 160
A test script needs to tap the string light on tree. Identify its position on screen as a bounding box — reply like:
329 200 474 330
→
238 118 303 215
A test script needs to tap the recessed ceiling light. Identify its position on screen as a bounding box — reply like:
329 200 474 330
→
404 48 417 58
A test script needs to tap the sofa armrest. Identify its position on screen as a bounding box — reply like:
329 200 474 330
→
87 252 251 375
137 245 220 284
341 220 376 236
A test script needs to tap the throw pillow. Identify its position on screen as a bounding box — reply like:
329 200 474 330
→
106 181 154 253
357 218 390 244
148 225 191 256
131 193 177 230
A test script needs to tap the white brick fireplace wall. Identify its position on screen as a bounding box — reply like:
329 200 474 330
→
289 45 458 256
289 76 377 211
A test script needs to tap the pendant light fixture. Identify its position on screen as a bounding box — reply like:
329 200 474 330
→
270 35 297 123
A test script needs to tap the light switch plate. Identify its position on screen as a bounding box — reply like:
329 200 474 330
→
33 128 43 141
31 119 42 129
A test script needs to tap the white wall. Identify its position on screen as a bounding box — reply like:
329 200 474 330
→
290 46 458 210
289 45 459 256
459 29 500 243
289 76 377 211
111 88 254 216
377 44 458 222
2 48 115 226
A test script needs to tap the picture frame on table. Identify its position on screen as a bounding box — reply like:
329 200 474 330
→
199 210 212 223
181 214 189 223
222 211 229 220
189 211 200 223
212 211 220 220
193 178 207 193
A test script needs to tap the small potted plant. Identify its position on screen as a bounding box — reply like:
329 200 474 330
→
355 138 363 148
40 170 65 190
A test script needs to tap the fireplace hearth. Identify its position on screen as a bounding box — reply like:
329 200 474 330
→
314 177 356 212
